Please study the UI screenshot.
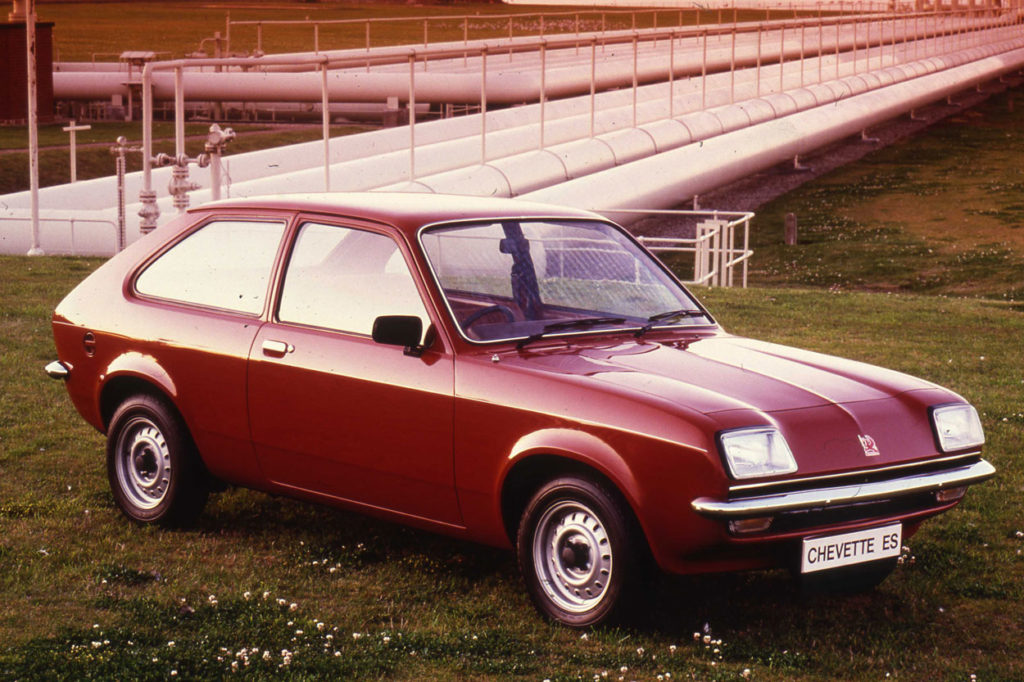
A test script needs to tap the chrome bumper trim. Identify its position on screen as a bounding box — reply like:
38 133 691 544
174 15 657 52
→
44 360 70 380
692 459 995 519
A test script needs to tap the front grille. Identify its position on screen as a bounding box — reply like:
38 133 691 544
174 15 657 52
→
727 452 981 500
766 491 944 534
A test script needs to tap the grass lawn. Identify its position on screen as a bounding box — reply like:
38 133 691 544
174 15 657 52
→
0 255 1021 680
36 2 800 63
748 89 1024 302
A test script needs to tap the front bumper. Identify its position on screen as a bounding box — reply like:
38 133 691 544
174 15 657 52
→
45 360 71 380
692 455 995 520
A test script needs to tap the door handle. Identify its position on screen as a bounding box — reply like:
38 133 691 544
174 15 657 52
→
262 339 294 357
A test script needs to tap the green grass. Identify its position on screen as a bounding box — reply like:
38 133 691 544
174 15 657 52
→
748 89 1024 301
37 2 805 63
1 255 1022 680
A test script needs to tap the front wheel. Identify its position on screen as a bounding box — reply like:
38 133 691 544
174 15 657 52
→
517 476 636 627
106 394 209 527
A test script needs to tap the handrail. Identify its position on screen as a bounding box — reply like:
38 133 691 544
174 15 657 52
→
604 209 755 288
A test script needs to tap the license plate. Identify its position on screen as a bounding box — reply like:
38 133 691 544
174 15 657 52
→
800 523 902 574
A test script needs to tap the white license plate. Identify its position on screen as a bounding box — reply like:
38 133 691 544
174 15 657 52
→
800 523 902 574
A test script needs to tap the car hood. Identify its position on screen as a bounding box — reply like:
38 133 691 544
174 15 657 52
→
509 333 954 475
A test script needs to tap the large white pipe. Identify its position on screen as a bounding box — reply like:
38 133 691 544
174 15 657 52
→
522 45 1024 211
51 12 1016 105
5 17 1024 255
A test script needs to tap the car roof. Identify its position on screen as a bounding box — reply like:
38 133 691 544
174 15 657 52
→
193 192 604 235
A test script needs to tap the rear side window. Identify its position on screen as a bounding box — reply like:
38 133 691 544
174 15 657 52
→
135 220 286 315
277 222 429 336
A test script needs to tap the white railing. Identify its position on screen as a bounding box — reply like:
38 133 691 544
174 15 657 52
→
604 209 754 288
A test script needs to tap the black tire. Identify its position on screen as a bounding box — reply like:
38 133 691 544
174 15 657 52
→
106 394 209 527
516 476 636 627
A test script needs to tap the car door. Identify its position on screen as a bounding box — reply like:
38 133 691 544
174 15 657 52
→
129 216 287 487
247 219 461 526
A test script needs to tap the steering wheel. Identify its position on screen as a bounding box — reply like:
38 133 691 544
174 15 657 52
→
461 304 515 330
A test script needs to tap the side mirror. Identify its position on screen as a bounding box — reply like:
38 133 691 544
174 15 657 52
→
372 315 426 356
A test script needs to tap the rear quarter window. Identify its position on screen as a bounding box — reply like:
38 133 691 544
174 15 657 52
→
135 219 286 315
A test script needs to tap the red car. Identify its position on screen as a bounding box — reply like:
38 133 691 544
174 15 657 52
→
47 193 993 626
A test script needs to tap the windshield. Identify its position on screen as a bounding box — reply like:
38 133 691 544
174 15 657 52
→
420 219 711 343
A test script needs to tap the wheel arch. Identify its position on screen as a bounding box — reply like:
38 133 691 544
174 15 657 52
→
498 429 647 550
99 353 179 431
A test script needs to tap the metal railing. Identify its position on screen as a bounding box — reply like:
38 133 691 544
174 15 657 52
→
132 6 1023 233
604 209 754 288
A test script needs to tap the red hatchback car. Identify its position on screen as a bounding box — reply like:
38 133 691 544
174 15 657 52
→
47 193 994 626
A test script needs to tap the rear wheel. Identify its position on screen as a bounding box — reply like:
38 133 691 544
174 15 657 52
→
517 476 636 627
106 394 209 527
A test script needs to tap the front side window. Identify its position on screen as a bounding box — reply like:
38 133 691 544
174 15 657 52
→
421 219 708 342
278 222 429 336
135 219 286 315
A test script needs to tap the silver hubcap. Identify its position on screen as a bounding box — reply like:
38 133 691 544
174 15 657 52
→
532 500 613 614
115 416 172 510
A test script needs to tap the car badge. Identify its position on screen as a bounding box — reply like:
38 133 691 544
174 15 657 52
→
858 434 881 457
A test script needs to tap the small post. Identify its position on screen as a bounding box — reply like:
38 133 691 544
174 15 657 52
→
784 212 798 245
204 123 235 201
110 136 141 251
62 119 91 183
26 0 42 256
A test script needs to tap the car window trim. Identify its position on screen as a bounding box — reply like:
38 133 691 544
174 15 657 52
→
416 216 717 347
268 214 445 346
131 214 291 319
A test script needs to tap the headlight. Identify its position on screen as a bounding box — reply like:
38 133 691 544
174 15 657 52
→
931 403 985 452
718 427 797 480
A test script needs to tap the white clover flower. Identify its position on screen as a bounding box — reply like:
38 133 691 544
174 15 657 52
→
263 651 272 661
383 636 391 644
335 651 341 657
636 647 645 656
168 641 176 648
620 666 628 673
703 635 711 644
317 622 326 631
243 591 252 600
277 598 287 606
289 602 298 612
91 641 103 649
742 669 752 680
170 672 177 677
352 632 363 640
669 644 677 653
295 629 304 636
262 591 271 600
580 633 589 641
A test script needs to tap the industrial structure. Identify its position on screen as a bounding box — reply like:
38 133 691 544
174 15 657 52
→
2 4 1023 258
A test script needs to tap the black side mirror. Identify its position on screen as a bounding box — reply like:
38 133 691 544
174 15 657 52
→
372 315 426 356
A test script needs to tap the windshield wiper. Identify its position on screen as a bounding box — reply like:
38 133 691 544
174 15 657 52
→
516 316 628 350
634 308 708 338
